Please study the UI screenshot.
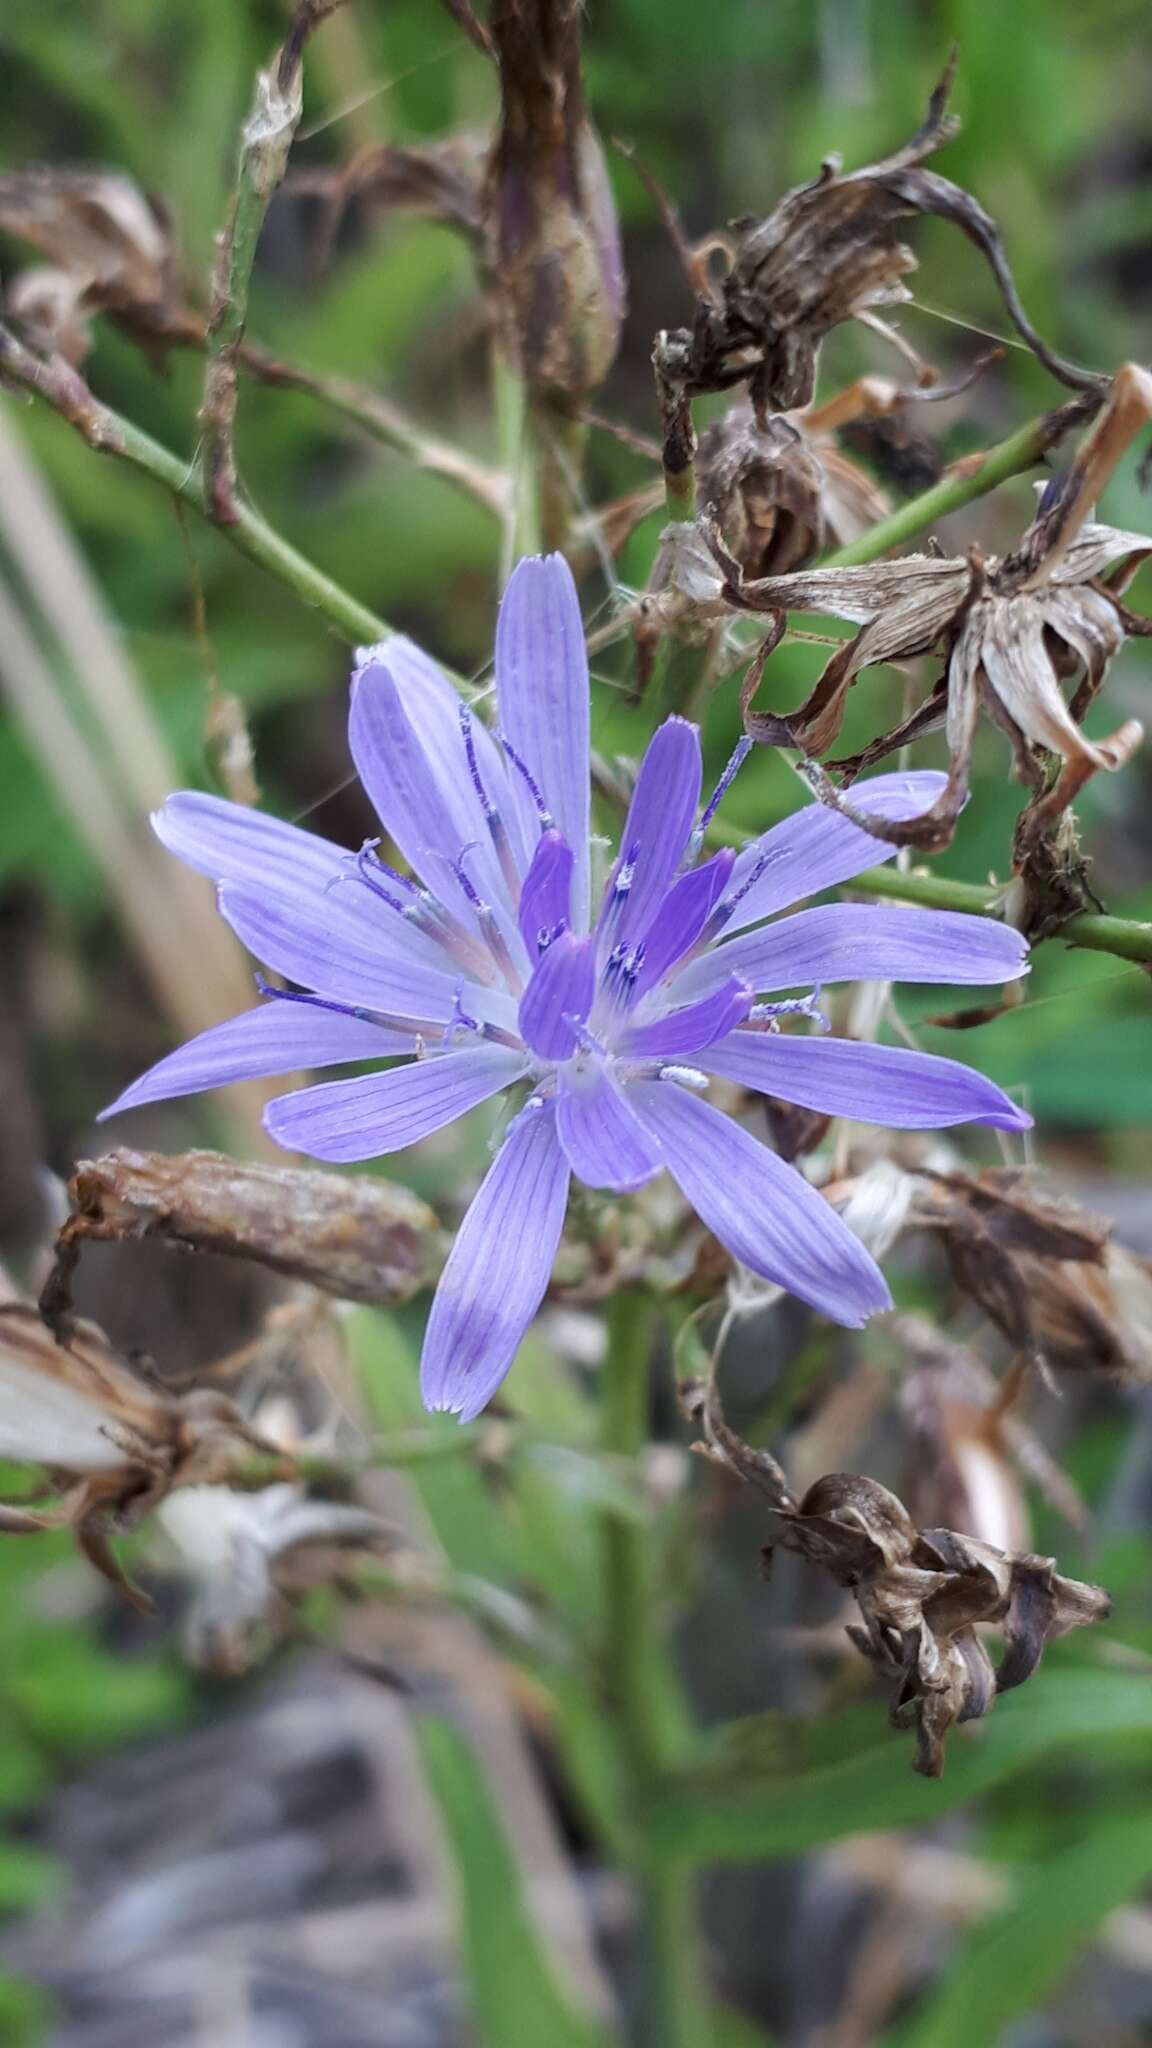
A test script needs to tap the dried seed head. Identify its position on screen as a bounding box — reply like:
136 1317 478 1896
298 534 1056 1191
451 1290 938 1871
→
726 366 1151 857
697 407 887 577
41 1148 439 1329
690 1376 1110 1775
911 1167 1152 1383
658 59 1098 421
0 167 179 364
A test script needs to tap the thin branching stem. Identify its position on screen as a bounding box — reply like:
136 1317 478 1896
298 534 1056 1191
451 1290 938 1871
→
600 1290 715 2048
704 804 1152 962
821 392 1101 567
0 326 390 646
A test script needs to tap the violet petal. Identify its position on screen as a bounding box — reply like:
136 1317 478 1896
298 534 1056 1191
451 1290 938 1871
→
264 1044 529 1162
677 904 1029 1001
632 849 736 995
219 883 517 1031
154 792 345 892
556 1065 663 1190
518 931 596 1060
701 1031 1032 1131
349 642 512 924
420 1099 570 1420
628 1081 891 1324
517 829 575 957
100 1003 412 1119
495 556 592 927
610 718 703 944
722 771 949 931
624 977 752 1058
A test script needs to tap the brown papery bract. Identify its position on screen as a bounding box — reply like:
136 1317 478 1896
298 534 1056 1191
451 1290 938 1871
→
0 1303 283 1607
40 1147 439 1330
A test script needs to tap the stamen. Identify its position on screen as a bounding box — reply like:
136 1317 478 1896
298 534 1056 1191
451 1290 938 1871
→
461 708 525 901
598 840 640 950
602 940 645 1011
442 980 524 1052
747 990 829 1033
326 840 414 914
451 844 485 911
498 733 554 829
459 705 491 814
699 844 773 945
254 974 443 1041
688 735 753 859
453 845 525 992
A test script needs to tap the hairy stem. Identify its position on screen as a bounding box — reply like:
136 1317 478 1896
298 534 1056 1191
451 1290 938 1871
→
0 327 390 646
821 393 1101 568
600 1291 714 2048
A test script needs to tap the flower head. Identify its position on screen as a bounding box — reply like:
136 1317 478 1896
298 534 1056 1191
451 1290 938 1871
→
104 554 1029 1421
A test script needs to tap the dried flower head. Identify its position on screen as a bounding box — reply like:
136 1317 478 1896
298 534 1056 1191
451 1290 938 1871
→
0 1303 280 1607
728 364 1152 855
687 1380 1110 1775
158 1479 392 1674
41 1146 438 1332
103 555 1029 1422
911 1166 1152 1383
697 401 890 579
0 167 179 365
481 0 624 406
653 59 1097 423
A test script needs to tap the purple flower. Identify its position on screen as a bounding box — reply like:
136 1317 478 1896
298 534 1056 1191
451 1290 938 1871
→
102 555 1030 1420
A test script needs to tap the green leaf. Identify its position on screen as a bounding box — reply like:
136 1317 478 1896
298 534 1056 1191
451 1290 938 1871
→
892 1813 1152 2048
0 1971 49 2048
417 1715 618 2048
649 1670 1152 1862
351 1308 524 1587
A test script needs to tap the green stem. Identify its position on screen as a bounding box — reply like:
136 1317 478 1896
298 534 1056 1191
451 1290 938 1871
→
200 15 322 519
600 1291 714 2048
821 395 1098 569
0 327 390 646
533 401 588 554
851 862 1152 965
493 349 542 579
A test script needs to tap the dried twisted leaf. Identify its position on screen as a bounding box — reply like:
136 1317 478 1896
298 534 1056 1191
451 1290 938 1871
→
41 1147 438 1330
685 1378 1109 1776
286 135 486 252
